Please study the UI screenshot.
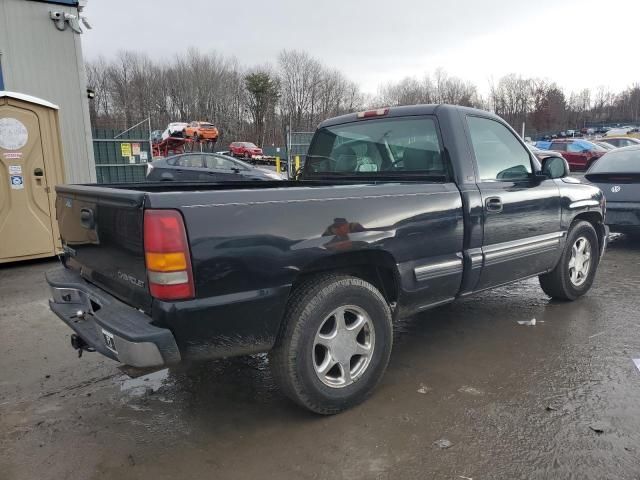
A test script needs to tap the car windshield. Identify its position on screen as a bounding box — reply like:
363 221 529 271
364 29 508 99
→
588 147 640 173
584 141 608 153
242 142 257 147
305 116 448 179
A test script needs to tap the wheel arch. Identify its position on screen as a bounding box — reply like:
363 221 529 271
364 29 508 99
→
291 250 400 306
571 211 606 256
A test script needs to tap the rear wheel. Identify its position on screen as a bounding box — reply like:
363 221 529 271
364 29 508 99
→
539 220 599 300
269 274 393 414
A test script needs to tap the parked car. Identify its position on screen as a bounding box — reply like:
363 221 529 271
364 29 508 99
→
528 144 569 164
598 137 640 149
229 141 264 159
150 130 163 144
145 153 283 182
543 139 608 171
605 128 633 137
585 145 640 236
47 104 607 414
184 121 219 142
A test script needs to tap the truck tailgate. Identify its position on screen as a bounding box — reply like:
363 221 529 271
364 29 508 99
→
55 185 152 312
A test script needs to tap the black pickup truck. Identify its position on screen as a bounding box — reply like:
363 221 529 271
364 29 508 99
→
47 105 608 414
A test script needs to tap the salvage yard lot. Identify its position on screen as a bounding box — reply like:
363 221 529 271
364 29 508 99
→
1 235 640 480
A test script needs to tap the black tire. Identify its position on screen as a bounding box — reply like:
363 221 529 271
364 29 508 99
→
539 220 599 300
269 274 393 414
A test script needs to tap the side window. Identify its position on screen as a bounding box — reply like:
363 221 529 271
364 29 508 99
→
467 116 532 181
204 155 239 170
176 155 204 168
550 142 568 152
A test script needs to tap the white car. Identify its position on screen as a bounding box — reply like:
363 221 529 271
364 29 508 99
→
161 122 189 141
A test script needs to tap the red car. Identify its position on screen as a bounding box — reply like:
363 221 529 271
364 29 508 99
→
545 139 607 171
229 142 263 159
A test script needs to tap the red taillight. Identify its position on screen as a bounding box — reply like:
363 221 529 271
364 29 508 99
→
357 108 389 119
144 209 195 301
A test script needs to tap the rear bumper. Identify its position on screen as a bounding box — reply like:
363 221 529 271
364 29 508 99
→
197 132 218 140
606 202 640 230
46 267 181 368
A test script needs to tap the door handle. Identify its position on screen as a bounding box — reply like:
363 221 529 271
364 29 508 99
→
485 197 503 213
34 168 44 177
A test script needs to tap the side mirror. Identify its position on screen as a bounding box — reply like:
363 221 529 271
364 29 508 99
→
541 156 569 179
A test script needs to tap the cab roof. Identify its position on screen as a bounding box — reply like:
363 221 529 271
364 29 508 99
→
318 104 499 128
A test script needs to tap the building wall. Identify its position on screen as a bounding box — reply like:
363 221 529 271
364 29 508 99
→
0 0 95 183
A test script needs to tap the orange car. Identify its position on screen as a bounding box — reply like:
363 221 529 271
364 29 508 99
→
184 121 219 142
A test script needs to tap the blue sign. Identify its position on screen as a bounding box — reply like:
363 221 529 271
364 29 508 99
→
10 175 24 189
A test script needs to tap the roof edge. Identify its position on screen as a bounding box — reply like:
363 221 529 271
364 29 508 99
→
0 91 59 110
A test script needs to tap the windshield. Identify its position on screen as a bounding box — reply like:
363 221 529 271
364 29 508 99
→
304 116 448 179
219 154 251 169
588 147 640 173
243 142 257 148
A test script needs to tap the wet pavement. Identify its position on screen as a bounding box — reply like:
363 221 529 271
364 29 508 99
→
1 235 640 480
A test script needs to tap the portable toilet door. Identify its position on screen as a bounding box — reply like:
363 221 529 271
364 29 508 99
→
0 91 65 263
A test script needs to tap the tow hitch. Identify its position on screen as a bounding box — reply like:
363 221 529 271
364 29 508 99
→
70 334 95 358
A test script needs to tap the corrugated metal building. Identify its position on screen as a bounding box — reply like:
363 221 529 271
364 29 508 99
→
0 0 95 183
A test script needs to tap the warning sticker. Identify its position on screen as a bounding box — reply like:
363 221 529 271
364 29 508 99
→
9 165 22 175
129 156 136 164
132 143 141 155
139 151 148 161
120 143 132 157
10 175 24 190
4 152 22 159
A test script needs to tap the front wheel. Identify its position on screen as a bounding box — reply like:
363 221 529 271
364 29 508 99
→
269 274 393 414
539 220 599 300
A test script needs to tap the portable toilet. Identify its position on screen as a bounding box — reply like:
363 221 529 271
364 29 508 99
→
0 91 65 263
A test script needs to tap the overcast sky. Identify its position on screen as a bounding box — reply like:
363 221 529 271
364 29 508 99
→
82 0 640 96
